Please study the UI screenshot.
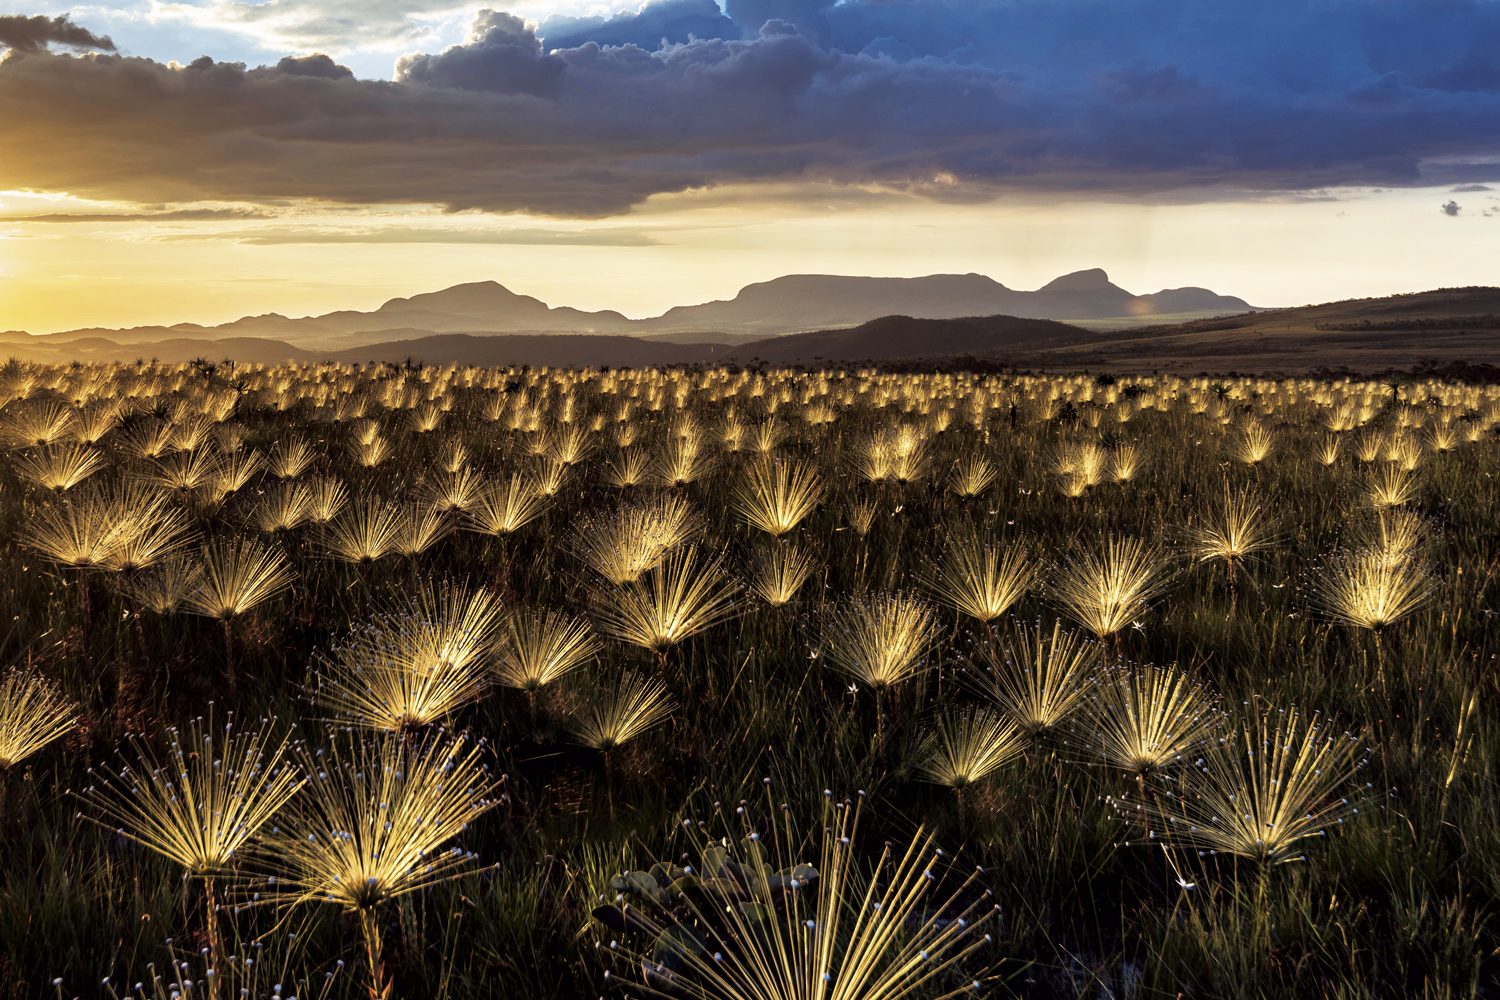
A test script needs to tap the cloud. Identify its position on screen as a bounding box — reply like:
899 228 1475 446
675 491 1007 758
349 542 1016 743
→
397 11 565 96
1441 200 1461 216
154 225 662 244
538 0 741 52
156 0 467 51
0 14 115 53
275 53 354 79
1451 183 1492 192
5 2 1500 217
2 208 277 222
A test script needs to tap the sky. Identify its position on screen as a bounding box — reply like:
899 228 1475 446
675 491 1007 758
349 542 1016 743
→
1 0 1498 333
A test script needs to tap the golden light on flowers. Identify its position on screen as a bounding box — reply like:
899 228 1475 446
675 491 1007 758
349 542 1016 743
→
750 542 819 607
212 448 263 498
978 619 1096 737
14 443 107 493
1315 433 1342 467
391 501 451 558
492 608 600 693
1052 440 1107 489
0 669 77 770
1234 422 1275 465
264 733 500 998
0 358 1471 991
267 436 317 480
100 487 193 574
460 474 547 538
1189 487 1276 579
122 419 177 460
572 494 698 585
305 476 349 524
350 435 391 469
323 497 403 565
823 592 939 691
1365 465 1418 509
845 498 878 537
568 670 674 752
604 446 651 489
1146 706 1364 865
928 527 1034 626
248 482 313 533
594 545 741 654
1052 535 1171 638
1109 443 1146 483
917 706 1023 789
312 582 502 732
77 714 304 876
854 432 894 483
532 456 569 497
595 792 999 1000
656 435 713 487
1359 509 1428 569
946 453 998 498
1079 662 1217 779
416 467 486 515
148 448 221 492
734 458 824 538
1313 547 1430 631
76 713 305 968
134 553 203 615
19 485 123 574
1 400 76 448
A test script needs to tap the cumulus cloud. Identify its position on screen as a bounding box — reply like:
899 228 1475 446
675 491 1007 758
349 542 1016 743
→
5 1 1500 217
0 14 115 53
397 11 564 95
1440 200 1461 216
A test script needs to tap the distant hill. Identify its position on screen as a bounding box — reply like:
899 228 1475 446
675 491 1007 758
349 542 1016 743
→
0 269 1256 352
7 283 1498 373
1035 286 1500 372
723 314 1084 364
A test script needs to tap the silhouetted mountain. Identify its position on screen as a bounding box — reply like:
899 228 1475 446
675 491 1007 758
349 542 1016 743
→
6 284 1500 371
1 270 1256 351
724 314 1083 364
649 270 1253 335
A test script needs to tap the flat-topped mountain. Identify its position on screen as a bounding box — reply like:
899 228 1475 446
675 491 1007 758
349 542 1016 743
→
0 269 1256 352
645 270 1251 335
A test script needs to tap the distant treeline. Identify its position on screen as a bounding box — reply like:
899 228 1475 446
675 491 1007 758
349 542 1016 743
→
1315 315 1500 331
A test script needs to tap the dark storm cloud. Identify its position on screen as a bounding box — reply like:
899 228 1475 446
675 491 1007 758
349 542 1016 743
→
6 1 1500 217
397 12 565 96
0 14 115 53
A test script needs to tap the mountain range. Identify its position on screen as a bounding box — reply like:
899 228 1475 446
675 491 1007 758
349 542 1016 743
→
0 269 1255 356
0 281 1496 374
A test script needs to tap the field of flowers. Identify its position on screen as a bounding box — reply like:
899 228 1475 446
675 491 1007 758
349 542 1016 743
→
0 357 1495 999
